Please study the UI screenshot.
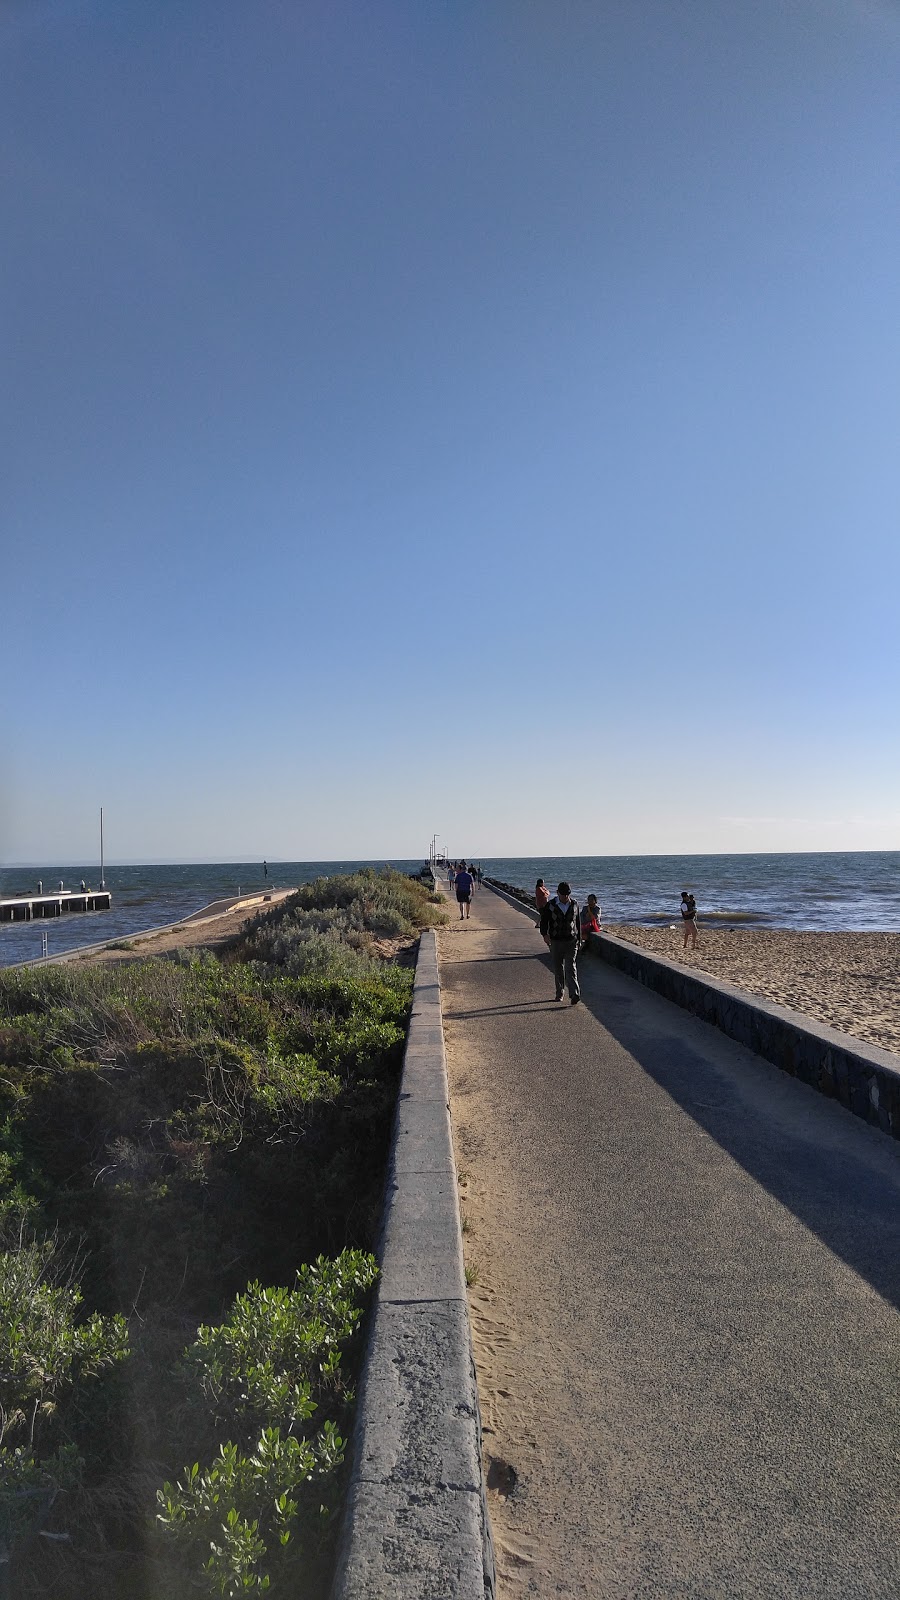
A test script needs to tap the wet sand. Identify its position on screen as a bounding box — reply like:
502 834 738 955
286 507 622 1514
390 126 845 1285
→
604 926 900 1057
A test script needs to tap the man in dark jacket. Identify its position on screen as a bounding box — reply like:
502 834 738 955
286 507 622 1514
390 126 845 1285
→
539 881 581 1004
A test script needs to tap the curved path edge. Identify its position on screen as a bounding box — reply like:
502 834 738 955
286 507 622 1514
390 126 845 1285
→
331 928 495 1600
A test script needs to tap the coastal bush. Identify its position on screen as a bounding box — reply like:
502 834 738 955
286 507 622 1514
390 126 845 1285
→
0 1231 130 1455
157 1249 377 1596
0 1224 130 1578
0 871 425 1597
237 868 446 973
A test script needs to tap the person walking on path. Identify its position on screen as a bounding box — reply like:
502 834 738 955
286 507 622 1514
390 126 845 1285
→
455 864 475 919
681 890 698 950
539 881 581 1003
535 878 551 946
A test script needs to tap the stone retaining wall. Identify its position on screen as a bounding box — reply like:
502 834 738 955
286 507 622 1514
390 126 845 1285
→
331 929 495 1599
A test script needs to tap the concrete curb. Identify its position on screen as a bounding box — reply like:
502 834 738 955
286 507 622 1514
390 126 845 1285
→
332 929 495 1600
483 879 900 1140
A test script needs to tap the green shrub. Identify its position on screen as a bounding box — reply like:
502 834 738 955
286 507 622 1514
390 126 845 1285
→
0 1237 129 1455
158 1250 377 1596
0 873 417 1596
237 868 446 973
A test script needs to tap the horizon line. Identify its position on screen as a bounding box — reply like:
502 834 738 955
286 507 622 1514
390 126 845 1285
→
2 846 898 871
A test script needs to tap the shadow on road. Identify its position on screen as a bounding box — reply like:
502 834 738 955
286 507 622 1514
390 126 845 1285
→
578 958 900 1310
444 999 563 1019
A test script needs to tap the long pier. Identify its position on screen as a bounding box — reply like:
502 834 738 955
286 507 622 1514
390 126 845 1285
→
0 890 111 923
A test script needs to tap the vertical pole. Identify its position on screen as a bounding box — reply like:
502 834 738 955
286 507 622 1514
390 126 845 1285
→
100 807 105 889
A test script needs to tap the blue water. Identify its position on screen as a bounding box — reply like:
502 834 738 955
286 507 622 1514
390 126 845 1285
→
0 859 422 969
1 852 898 969
479 852 900 934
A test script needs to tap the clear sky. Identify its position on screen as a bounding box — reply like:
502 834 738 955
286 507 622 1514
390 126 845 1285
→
3 0 898 864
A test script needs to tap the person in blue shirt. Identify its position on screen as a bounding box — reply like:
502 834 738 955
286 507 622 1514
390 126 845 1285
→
455 866 474 919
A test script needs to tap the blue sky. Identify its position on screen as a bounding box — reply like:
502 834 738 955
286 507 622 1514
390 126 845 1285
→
3 0 898 863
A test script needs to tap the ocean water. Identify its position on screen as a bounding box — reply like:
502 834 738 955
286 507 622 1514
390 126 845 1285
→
0 859 422 969
479 851 900 933
1 852 898 970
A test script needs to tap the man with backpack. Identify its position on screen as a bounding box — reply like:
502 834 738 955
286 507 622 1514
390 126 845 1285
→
539 881 581 1004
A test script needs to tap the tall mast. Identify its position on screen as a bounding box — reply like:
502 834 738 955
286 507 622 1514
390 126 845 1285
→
100 807 105 889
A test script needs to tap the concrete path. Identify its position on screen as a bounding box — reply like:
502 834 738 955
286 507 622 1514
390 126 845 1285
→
439 886 900 1599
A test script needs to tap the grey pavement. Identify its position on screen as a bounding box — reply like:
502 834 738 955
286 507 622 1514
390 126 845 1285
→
440 887 900 1599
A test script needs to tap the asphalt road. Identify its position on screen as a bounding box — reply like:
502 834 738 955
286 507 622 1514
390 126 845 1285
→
439 885 900 1599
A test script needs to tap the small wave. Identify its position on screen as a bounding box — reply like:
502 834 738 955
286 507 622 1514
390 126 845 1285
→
700 910 773 924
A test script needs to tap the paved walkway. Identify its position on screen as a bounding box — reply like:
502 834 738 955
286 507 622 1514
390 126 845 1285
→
438 885 900 1599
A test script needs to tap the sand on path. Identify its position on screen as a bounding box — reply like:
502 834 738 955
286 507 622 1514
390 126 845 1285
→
439 886 900 1598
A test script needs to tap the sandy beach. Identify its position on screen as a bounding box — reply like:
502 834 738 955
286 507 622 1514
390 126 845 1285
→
604 925 900 1057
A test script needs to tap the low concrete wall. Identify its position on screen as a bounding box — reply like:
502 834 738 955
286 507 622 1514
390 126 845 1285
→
592 930 900 1140
332 929 495 1600
484 880 900 1141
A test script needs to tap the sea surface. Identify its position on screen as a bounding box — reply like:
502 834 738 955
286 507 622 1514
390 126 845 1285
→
0 859 422 969
479 851 900 934
1 851 898 969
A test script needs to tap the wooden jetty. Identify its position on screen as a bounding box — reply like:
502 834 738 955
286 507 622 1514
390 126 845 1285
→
0 890 112 923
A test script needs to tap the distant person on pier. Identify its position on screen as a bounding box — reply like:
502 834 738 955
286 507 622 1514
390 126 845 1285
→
80 880 86 893
455 865 474 919
680 891 698 950
263 860 268 880
580 894 601 942
539 882 581 1004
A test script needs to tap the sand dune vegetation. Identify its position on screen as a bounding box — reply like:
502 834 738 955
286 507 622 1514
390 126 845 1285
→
0 871 445 1598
